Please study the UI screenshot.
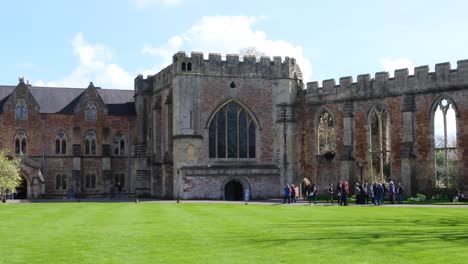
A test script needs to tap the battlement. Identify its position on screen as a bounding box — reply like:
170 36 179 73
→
306 59 468 102
171 51 302 80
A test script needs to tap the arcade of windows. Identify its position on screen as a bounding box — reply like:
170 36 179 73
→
208 102 256 159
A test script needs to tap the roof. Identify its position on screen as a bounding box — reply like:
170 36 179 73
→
0 85 135 115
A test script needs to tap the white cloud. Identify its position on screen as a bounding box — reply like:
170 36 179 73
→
132 0 181 8
35 33 133 90
380 57 415 77
141 16 313 82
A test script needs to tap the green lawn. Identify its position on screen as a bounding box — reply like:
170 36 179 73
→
0 203 467 264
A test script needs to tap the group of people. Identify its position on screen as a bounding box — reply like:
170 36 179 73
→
284 179 405 206
284 183 319 204
353 181 404 205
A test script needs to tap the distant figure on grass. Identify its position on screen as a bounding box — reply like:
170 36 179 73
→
290 184 297 203
117 182 122 199
389 181 396 204
396 182 404 204
336 181 342 205
244 188 249 205
309 183 317 205
327 184 334 204
283 184 291 204
375 182 384 206
340 182 349 206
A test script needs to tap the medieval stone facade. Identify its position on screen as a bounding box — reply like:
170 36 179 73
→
0 80 136 199
2 52 467 200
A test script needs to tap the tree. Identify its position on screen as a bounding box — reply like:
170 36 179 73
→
0 150 21 202
239 47 265 61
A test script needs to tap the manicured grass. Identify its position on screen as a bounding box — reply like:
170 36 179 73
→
0 203 467 264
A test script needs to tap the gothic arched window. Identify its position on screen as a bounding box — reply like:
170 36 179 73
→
208 102 257 159
15 98 27 121
433 98 458 187
317 110 335 154
85 101 97 121
84 131 97 155
113 132 125 156
14 130 28 155
55 131 67 155
367 105 391 181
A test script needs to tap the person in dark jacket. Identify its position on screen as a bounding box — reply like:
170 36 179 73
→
396 182 404 204
341 182 349 206
309 183 317 205
388 181 396 204
283 184 290 204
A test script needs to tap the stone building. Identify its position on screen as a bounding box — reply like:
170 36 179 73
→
134 52 302 199
0 80 136 199
2 52 467 200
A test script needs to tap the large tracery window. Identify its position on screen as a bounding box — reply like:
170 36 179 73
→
317 110 335 154
55 131 67 155
15 98 27 121
84 131 97 155
85 101 97 121
15 130 28 155
433 98 458 188
367 105 391 181
208 102 256 159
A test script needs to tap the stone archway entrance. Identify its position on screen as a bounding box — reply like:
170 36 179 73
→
224 180 244 201
15 176 28 199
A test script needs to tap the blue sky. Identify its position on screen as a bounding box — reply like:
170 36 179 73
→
1 0 467 89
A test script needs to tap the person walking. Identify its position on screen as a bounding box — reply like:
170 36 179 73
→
396 182 404 204
309 183 317 205
327 184 334 204
336 181 342 205
290 184 297 203
283 184 290 204
389 181 395 204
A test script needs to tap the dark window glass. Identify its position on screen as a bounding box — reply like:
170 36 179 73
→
181 62 186 71
15 139 20 154
239 111 247 158
56 139 61 154
227 104 238 158
21 139 27 154
91 139 96 154
56 175 61 190
187 62 192 71
85 140 90 155
249 121 256 158
217 110 226 158
62 140 66 155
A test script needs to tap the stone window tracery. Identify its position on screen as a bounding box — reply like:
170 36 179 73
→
55 131 67 155
367 105 391 181
14 130 27 155
317 110 335 154
85 101 97 121
208 102 256 159
84 131 97 155
15 98 27 121
433 98 458 187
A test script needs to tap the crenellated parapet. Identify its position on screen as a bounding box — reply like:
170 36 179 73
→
134 74 154 95
306 59 468 103
171 51 302 80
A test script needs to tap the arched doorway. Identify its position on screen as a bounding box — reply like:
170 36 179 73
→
224 180 244 201
15 176 28 199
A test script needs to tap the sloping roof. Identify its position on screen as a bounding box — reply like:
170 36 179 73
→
0 85 135 115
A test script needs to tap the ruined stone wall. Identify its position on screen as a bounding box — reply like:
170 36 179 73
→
299 60 468 195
